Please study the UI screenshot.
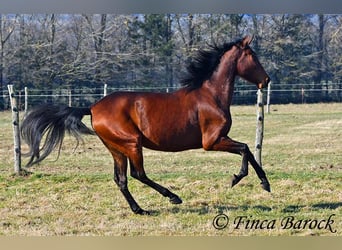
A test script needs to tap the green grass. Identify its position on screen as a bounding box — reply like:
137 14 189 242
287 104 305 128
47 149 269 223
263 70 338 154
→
0 103 341 235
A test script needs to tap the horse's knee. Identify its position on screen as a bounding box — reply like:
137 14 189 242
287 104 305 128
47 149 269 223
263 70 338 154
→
240 143 249 154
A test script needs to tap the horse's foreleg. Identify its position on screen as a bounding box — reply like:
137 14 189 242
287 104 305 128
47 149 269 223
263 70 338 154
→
231 149 249 188
128 149 182 205
205 136 270 192
246 149 271 192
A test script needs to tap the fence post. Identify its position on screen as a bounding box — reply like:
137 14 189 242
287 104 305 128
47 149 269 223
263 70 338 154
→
255 89 264 167
68 89 72 107
24 87 28 113
266 81 271 114
7 85 22 174
104 83 107 96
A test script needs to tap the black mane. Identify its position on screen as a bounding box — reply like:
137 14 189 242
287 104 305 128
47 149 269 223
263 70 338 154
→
181 39 242 90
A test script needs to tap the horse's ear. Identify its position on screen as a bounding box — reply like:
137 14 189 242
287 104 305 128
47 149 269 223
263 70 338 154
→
241 35 254 48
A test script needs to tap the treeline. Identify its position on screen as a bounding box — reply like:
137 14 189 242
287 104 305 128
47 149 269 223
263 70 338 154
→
1 14 342 108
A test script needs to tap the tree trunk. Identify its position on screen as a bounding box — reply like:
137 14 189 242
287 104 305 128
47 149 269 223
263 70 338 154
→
316 14 325 85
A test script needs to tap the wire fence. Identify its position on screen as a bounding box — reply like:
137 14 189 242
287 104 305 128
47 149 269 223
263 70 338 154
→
1 83 342 111
2 82 341 174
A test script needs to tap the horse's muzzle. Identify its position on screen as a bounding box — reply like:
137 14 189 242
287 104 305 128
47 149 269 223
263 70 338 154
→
258 76 270 89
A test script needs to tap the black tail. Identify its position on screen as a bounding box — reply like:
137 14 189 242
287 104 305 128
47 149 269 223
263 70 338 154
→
21 104 95 167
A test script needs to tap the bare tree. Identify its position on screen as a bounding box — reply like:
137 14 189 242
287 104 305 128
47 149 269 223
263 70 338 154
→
0 14 17 109
82 14 107 84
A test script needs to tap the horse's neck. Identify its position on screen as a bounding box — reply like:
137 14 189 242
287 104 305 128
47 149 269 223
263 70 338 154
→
207 51 238 108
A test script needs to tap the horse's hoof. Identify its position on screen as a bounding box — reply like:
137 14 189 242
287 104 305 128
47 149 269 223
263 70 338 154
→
231 174 241 188
261 179 271 192
170 195 182 204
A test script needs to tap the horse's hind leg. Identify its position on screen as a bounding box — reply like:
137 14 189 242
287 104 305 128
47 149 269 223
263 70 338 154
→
128 148 182 205
111 151 150 215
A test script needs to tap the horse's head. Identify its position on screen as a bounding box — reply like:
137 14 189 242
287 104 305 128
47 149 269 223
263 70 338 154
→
236 36 270 89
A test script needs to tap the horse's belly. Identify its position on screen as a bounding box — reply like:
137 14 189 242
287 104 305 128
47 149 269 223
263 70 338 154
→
141 127 202 152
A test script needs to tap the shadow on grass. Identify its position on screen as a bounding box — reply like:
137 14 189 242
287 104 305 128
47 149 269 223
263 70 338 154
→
164 202 342 215
311 202 342 210
214 204 272 213
282 205 306 213
281 202 342 213
166 204 272 215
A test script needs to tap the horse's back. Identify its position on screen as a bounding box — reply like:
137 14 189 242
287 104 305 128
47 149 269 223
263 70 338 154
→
90 91 174 120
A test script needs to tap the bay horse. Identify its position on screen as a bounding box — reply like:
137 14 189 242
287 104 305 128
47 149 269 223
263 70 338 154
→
21 36 271 215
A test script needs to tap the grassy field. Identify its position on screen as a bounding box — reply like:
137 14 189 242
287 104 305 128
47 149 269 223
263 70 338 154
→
0 103 341 236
